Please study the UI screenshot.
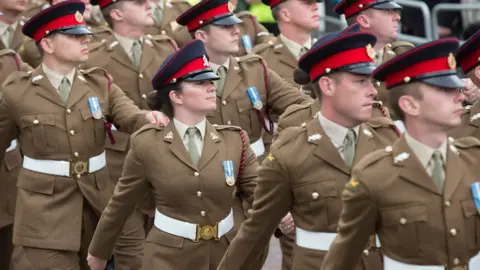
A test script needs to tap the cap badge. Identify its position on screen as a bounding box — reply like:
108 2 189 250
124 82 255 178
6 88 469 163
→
366 43 375 60
75 11 84 23
448 53 457 70
203 55 209 67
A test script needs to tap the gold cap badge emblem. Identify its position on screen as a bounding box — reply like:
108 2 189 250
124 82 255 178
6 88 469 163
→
75 11 84 23
448 53 457 70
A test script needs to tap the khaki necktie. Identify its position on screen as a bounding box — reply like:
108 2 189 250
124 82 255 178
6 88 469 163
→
215 66 227 97
58 77 71 103
299 47 309 59
5 26 14 48
431 150 445 193
153 4 164 25
132 40 142 69
187 127 200 165
343 129 356 169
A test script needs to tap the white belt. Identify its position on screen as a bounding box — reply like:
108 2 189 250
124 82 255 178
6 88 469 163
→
154 208 234 242
22 151 106 177
384 252 480 270
295 227 381 251
250 138 265 157
394 120 406 134
6 140 17 152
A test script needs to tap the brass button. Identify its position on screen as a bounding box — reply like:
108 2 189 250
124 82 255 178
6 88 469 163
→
74 152 79 157
197 191 202 197
453 258 460 265
227 120 232 125
399 217 407 225
450 228 457 236
194 172 199 177
445 201 451 207
222 100 227 105
161 30 166 35
139 74 144 79
33 119 39 124
70 130 75 136
200 211 206 216
311 192 319 200
363 249 369 256
142 94 147 99
66 109 71 114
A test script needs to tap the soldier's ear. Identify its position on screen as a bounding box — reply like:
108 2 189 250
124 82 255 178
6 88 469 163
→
398 94 420 118
39 37 55 55
194 30 208 43
473 66 480 83
318 76 335 97
356 14 370 28
169 89 183 105
109 7 124 22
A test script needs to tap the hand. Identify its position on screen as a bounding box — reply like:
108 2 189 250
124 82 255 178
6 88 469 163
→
146 111 170 126
461 78 480 103
278 212 295 235
87 254 107 270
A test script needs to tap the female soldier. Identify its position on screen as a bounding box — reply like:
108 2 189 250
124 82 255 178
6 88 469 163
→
86 39 259 270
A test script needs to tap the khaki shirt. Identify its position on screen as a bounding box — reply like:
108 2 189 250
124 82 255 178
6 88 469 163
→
210 58 230 74
173 118 206 155
321 135 480 269
279 34 311 60
404 132 447 176
0 66 148 251
0 18 27 52
0 21 18 49
217 115 398 270
114 33 144 63
41 63 75 91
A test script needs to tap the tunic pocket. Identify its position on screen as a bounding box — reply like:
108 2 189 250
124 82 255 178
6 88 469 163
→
19 114 56 152
462 199 480 250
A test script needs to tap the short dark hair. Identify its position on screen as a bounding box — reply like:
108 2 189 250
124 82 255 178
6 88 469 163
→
147 82 184 118
387 82 423 121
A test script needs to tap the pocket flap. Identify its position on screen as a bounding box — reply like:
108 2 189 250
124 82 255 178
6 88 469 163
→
462 200 478 218
4 148 22 171
104 130 130 152
17 169 55 195
292 180 337 203
236 98 252 113
380 205 427 226
20 114 55 128
146 228 185 248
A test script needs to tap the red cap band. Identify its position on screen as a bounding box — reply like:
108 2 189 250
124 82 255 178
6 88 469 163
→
309 47 374 80
266 0 282 8
32 12 86 42
459 47 480 73
186 4 230 31
342 0 376 18
165 57 211 85
95 0 112 9
384 57 451 87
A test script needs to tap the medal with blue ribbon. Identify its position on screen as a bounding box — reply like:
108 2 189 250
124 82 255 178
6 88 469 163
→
88 96 103 120
471 182 480 215
222 160 235 186
242 35 252 53
247 86 263 110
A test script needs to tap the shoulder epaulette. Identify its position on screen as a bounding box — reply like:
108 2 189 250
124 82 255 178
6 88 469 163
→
281 103 312 118
169 0 190 5
80 67 113 90
146 34 178 50
3 71 31 87
91 25 112 34
0 49 16 57
237 53 264 63
453 136 480 149
366 116 395 129
390 40 415 50
212 124 242 132
252 42 272 55
273 125 306 149
356 147 393 170
88 40 107 52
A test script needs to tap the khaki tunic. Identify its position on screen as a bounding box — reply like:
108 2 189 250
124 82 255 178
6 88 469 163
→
217 116 398 270
235 11 275 57
206 54 311 150
19 24 113 68
321 135 480 270
0 50 31 230
449 102 480 139
82 33 177 190
0 18 28 53
0 66 147 251
88 122 258 270
145 0 192 49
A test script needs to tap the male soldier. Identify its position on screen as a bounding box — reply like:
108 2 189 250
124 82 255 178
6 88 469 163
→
0 0 29 51
321 38 479 270
450 30 480 139
0 1 166 269
0 49 30 270
334 0 414 121
251 0 319 88
217 30 398 270
20 0 113 68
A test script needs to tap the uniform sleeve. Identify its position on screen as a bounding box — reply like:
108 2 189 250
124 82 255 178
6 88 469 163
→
217 151 292 270
321 176 378 270
0 90 19 164
108 83 149 134
235 130 259 206
266 69 312 118
88 138 150 260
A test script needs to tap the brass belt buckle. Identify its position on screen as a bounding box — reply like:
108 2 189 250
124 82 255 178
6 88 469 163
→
71 160 88 177
195 223 219 242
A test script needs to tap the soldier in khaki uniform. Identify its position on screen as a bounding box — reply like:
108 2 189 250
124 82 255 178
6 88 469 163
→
83 0 177 238
321 38 480 270
20 0 113 68
334 0 414 122
21 0 49 18
450 30 480 139
0 0 29 51
217 30 398 270
0 1 166 269
86 39 258 270
0 49 31 270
